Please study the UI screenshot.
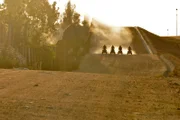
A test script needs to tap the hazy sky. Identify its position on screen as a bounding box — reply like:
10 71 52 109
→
1 0 180 36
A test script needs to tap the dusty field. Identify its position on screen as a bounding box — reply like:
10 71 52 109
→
0 69 180 120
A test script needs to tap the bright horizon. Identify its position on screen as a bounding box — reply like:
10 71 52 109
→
1 0 180 36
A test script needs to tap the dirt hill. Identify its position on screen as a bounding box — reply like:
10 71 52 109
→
136 27 180 76
137 27 180 58
77 54 166 76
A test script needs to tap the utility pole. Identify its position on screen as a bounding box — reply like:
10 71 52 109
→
176 8 178 36
167 29 169 36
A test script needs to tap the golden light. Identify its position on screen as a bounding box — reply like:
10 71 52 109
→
48 0 180 36
93 46 136 55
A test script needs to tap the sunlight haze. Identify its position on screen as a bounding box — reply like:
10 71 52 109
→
1 0 180 36
49 0 180 36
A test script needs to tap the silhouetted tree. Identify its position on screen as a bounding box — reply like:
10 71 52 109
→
26 0 59 46
73 12 80 24
0 0 60 69
62 1 81 27
62 1 75 26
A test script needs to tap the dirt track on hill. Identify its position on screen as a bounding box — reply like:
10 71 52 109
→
0 69 180 120
137 27 180 58
79 27 166 76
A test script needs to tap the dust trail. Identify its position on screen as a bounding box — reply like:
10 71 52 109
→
90 20 135 54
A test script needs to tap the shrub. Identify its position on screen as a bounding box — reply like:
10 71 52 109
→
0 48 19 69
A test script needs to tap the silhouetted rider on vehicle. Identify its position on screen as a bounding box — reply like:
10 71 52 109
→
118 45 122 55
102 45 107 54
127 46 132 55
110 45 116 54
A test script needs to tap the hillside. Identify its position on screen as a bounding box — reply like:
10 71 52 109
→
136 27 180 76
137 27 180 58
77 54 166 76
162 36 180 41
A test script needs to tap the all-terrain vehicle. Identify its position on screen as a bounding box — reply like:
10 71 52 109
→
110 45 116 54
118 45 123 55
127 46 132 55
102 45 108 54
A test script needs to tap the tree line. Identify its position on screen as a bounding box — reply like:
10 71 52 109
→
0 0 90 70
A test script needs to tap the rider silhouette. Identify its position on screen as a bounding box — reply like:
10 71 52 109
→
102 45 107 54
118 45 122 54
110 45 116 54
127 46 132 55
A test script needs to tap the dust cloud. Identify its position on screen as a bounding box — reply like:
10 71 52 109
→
43 16 135 55
90 21 135 54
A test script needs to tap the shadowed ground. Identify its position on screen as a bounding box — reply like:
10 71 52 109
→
77 54 166 76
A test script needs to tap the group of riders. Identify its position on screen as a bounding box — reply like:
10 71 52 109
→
102 45 133 55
